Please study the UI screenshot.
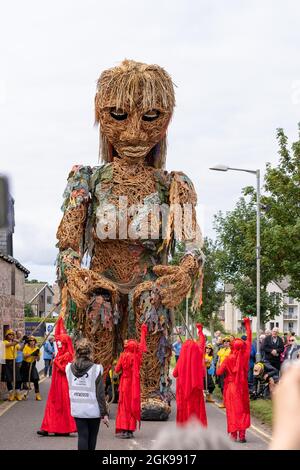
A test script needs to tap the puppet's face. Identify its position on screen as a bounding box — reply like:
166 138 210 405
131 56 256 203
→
98 103 171 160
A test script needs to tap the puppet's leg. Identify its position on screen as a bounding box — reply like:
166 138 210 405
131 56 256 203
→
133 283 173 421
65 289 118 382
84 313 115 381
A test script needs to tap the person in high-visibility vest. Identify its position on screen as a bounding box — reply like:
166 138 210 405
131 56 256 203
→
66 338 109 450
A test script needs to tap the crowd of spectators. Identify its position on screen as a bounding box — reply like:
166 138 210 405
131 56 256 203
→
172 326 300 402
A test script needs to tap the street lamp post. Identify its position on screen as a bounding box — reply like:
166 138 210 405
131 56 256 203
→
210 165 261 361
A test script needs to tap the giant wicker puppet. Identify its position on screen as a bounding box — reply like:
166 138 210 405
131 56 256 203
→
56 60 204 419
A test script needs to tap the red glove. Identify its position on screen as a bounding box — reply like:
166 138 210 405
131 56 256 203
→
141 324 148 334
243 317 250 324
196 323 203 333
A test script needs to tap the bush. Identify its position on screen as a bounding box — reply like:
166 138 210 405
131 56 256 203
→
25 317 56 323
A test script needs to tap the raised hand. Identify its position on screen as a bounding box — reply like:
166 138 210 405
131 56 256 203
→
153 264 192 309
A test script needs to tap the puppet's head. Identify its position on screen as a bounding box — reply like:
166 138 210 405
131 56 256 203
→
95 59 175 168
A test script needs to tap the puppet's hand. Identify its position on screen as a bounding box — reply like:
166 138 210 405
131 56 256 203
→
243 317 250 325
65 267 117 309
196 323 203 334
153 264 192 309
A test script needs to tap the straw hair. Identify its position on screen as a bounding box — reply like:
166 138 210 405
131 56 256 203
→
95 59 175 168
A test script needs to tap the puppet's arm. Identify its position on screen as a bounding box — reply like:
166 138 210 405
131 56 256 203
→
154 172 204 309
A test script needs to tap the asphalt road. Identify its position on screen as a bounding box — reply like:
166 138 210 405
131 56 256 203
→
0 378 270 450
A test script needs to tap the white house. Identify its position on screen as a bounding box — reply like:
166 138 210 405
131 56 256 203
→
224 279 300 335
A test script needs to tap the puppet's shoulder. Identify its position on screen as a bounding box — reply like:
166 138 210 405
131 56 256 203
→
169 171 197 205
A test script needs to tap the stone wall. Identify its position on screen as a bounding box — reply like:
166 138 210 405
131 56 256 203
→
0 258 25 340
0 258 26 397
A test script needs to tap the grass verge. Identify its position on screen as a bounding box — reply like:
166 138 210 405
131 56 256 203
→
250 399 272 427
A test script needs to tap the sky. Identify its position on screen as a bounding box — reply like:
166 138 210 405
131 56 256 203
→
0 0 299 284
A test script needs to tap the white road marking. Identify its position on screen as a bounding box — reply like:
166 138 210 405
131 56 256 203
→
0 376 47 418
0 401 17 417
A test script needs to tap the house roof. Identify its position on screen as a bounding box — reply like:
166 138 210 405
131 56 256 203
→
274 277 290 293
25 282 55 304
0 251 29 276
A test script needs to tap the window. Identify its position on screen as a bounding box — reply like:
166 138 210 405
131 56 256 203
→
288 322 294 331
11 265 15 296
47 296 52 305
276 322 279 328
270 322 274 330
288 307 294 316
289 297 295 304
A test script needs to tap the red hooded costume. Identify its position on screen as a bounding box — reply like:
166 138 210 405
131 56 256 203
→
217 317 251 437
40 317 77 434
173 323 207 426
115 324 147 433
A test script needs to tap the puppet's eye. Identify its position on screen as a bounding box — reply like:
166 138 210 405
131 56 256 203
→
142 110 160 122
110 108 128 121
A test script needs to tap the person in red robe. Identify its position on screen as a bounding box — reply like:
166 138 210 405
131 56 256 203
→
173 323 207 426
115 324 147 439
216 317 251 443
37 317 77 436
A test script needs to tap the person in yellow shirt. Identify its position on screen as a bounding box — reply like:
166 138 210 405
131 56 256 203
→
3 329 22 401
216 337 231 408
204 343 215 403
105 359 120 404
21 336 42 400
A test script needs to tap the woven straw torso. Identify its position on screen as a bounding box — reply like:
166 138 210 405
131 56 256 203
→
90 161 170 288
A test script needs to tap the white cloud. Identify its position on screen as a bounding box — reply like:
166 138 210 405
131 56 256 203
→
1 0 300 282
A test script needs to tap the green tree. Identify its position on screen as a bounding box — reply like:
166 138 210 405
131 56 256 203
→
170 239 224 337
262 126 300 299
196 238 224 336
214 195 284 326
24 303 34 317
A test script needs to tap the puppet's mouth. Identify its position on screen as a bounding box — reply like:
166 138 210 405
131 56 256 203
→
118 145 150 158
